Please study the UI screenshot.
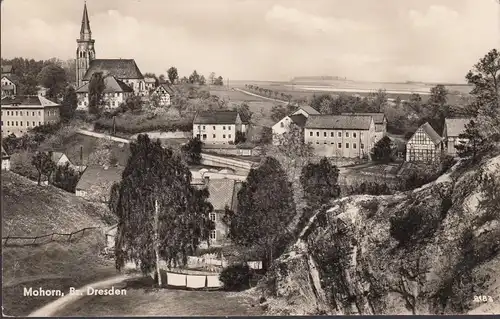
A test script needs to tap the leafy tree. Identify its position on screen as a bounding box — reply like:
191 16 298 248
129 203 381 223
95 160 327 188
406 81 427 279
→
214 76 224 86
37 64 68 99
199 75 206 85
167 67 178 85
208 72 216 85
158 74 166 83
189 70 201 84
235 131 247 144
232 103 253 124
88 72 105 114
368 89 388 112
181 137 203 165
223 157 296 271
270 104 289 122
455 120 489 163
113 135 214 277
31 151 56 185
123 95 143 113
300 157 341 208
60 86 78 121
52 163 80 193
371 136 393 163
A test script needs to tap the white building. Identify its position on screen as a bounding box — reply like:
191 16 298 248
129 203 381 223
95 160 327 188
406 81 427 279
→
2 145 10 171
1 76 16 98
442 117 472 156
76 75 134 110
341 112 387 143
272 105 320 145
151 84 175 107
193 111 243 144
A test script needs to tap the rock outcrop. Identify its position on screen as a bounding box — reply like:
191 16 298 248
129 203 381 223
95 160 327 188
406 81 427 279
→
259 154 500 315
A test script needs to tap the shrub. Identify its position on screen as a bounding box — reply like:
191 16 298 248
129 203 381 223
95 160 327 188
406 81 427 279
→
219 263 252 291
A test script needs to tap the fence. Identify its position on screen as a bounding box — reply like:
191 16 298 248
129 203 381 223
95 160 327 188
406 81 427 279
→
2 226 102 247
161 270 223 289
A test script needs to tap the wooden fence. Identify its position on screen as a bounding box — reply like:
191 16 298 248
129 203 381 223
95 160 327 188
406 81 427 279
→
2 226 102 247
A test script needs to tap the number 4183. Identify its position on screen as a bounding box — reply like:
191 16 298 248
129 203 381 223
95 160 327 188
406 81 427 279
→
474 295 493 303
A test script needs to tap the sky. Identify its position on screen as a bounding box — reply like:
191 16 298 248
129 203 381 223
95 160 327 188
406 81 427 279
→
1 0 499 83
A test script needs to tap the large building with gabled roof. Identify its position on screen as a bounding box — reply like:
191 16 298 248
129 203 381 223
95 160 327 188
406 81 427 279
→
193 110 243 144
406 122 444 162
75 75 134 109
75 3 146 97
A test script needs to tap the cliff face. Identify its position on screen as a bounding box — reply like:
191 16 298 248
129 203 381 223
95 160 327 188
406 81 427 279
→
260 154 500 315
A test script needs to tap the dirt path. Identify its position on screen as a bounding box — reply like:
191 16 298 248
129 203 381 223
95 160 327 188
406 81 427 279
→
234 88 289 104
27 274 141 317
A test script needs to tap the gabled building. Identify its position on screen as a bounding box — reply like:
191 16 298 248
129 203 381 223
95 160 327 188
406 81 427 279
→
272 105 320 144
1 95 61 137
406 122 444 162
75 3 147 96
1 65 13 77
75 165 123 203
144 77 157 93
2 145 11 171
193 111 243 144
1 76 16 98
442 117 472 156
76 75 133 109
304 115 376 158
151 83 175 107
341 112 387 142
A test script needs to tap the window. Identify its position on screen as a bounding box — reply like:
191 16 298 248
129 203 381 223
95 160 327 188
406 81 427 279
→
228 134 231 139
330 132 334 137
353 132 357 138
27 121 29 126
209 213 216 222
7 111 9 116
316 132 319 137
361 143 365 149
316 142 319 144
338 143 342 148
213 134 216 138
324 132 327 137
353 143 357 149
213 126 216 130
331 142 334 144
20 111 23 116
39 121 41 126
223 126 226 130
32 112 35 116
210 230 216 240
338 132 341 137
15 111 18 116
202 134 207 140
7 121 9 126
33 121 35 126
346 143 350 148
309 132 313 136
324 142 327 144
198 125 201 130
228 126 231 130
223 134 226 138
203 126 206 130
346 132 349 138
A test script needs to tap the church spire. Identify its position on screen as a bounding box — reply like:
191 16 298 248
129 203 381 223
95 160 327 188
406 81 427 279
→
80 1 92 39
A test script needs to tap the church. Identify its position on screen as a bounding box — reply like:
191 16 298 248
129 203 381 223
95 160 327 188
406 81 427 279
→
75 3 147 97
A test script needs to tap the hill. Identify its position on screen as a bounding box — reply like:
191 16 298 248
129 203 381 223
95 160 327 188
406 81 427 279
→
2 172 118 316
259 153 500 315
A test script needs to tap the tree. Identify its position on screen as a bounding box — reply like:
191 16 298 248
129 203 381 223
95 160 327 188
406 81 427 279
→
113 135 214 279
31 151 56 185
455 120 488 163
270 104 289 122
300 157 341 208
214 76 224 86
208 72 216 85
52 163 80 193
233 103 253 124
199 75 206 86
158 74 166 83
465 48 500 138
37 64 68 99
371 136 393 163
368 89 388 112
88 139 116 167
123 95 143 113
60 86 78 121
88 72 105 114
189 70 201 84
223 157 296 270
167 67 178 85
181 137 202 165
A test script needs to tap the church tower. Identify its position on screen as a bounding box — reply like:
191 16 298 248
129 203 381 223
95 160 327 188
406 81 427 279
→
76 2 95 88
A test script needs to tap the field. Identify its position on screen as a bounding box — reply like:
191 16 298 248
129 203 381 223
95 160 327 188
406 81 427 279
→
2 172 117 316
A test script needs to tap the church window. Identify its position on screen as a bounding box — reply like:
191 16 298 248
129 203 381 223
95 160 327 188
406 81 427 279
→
83 52 86 58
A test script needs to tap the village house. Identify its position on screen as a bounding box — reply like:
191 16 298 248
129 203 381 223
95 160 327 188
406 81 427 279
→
406 122 444 162
272 105 320 144
75 165 123 203
1 95 61 137
341 112 387 142
1 65 13 77
151 83 175 107
75 75 133 109
49 151 87 173
193 111 243 144
304 115 376 158
75 3 147 96
1 76 16 98
144 77 157 93
442 117 472 156
2 145 11 171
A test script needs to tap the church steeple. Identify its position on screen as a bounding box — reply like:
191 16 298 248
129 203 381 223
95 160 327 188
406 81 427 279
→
76 1 96 88
80 2 92 40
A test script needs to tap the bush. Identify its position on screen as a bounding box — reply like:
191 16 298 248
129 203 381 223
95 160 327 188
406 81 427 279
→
94 113 193 134
219 263 252 291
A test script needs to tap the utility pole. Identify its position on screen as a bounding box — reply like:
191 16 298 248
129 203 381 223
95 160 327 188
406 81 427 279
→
154 199 162 287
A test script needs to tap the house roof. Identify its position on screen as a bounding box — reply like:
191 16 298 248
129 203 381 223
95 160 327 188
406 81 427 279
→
305 115 373 130
1 65 12 74
289 113 308 127
444 118 472 137
0 95 60 108
341 112 386 124
2 75 15 83
76 165 124 191
206 179 237 210
155 83 174 95
50 151 66 164
296 105 320 115
76 76 133 93
82 59 144 81
193 111 240 125
414 122 443 145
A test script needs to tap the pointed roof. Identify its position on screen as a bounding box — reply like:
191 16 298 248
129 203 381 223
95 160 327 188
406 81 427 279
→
75 75 133 93
80 2 92 36
412 122 443 145
82 59 144 80
293 105 320 116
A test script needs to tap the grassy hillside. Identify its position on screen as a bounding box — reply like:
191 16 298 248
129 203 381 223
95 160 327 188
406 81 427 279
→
2 172 118 316
260 153 500 315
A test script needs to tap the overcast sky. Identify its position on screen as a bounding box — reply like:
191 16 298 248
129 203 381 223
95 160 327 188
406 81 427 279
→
1 0 499 83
